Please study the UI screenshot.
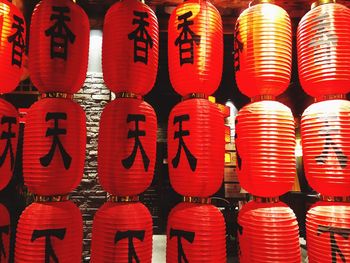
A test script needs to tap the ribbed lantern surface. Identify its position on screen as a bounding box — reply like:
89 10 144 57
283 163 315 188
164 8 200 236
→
301 99 350 196
297 2 350 97
307 201 350 263
29 0 89 94
23 98 86 196
238 201 301 263
166 202 226 263
0 98 18 191
235 100 296 197
0 0 26 93
98 98 157 196
168 98 225 197
15 201 82 263
168 0 223 96
103 0 159 96
0 203 10 263
91 202 153 263
234 2 292 98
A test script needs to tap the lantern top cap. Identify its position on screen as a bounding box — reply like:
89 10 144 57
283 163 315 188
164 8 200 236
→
250 0 275 6
311 0 336 9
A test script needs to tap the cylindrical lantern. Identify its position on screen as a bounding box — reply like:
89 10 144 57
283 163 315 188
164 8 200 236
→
235 100 296 197
297 1 350 97
168 0 223 96
234 1 292 98
307 201 350 263
29 0 89 94
0 203 10 263
0 98 19 191
98 98 157 196
168 98 225 197
103 0 159 96
15 201 82 263
23 98 86 196
91 201 153 263
166 202 226 263
301 99 350 196
0 0 26 93
238 200 301 263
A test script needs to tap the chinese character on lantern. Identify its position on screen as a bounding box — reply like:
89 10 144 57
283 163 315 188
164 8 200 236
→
0 225 9 261
169 228 195 263
7 15 25 67
0 116 17 170
115 230 145 263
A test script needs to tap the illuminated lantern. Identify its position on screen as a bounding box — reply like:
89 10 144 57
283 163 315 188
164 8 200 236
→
166 202 226 263
235 100 296 197
301 99 350 196
103 0 159 96
98 98 157 196
168 0 223 96
0 98 19 191
0 0 26 94
15 200 82 263
297 0 350 98
307 201 350 263
168 98 225 197
0 203 10 263
29 0 89 94
91 201 153 263
23 98 86 196
238 200 301 263
234 1 292 98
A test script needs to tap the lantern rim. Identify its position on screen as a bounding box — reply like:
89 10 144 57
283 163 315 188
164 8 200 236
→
253 196 280 203
320 195 350 203
250 0 275 6
311 0 336 9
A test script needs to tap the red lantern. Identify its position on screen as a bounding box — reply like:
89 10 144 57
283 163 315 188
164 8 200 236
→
103 0 159 96
301 99 350 196
23 98 86 196
166 202 226 263
0 203 10 263
234 2 292 98
98 98 157 196
235 100 296 197
29 0 89 94
168 99 225 197
168 0 223 96
0 98 19 191
15 201 82 263
0 0 26 94
91 201 153 263
297 1 350 98
238 200 301 263
307 201 350 263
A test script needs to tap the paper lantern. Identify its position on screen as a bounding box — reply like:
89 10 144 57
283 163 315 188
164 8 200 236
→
98 98 157 196
23 98 86 196
168 98 225 197
0 203 10 263
103 0 158 95
234 2 292 98
0 0 26 94
166 202 226 263
307 201 350 263
235 100 296 197
15 201 82 263
297 1 350 97
238 200 301 263
91 201 153 263
168 0 223 96
0 98 19 191
29 0 89 94
301 99 350 196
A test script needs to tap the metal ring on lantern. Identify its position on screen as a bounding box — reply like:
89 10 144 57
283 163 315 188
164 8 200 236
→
182 93 208 101
41 92 73 99
314 94 346 103
253 196 280 203
115 92 143 100
33 194 70 202
250 95 276 102
320 196 350 203
311 0 336 9
107 195 140 203
183 196 211 204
